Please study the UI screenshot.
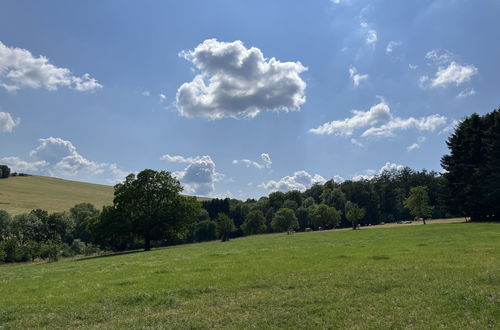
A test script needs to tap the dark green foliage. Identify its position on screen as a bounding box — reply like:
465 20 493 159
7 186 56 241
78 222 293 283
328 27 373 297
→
0 165 10 178
0 210 12 240
193 220 217 242
295 207 310 231
216 213 235 242
271 208 299 234
202 198 230 220
70 203 99 243
441 109 500 221
88 206 134 251
268 191 285 211
113 169 200 250
308 204 341 229
282 199 298 210
241 210 267 235
345 201 366 230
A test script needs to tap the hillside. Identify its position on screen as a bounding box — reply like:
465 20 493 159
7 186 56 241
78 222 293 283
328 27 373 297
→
0 175 114 215
0 222 498 328
0 175 211 215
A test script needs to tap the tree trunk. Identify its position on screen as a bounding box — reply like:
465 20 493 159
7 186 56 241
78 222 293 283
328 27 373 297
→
144 236 151 251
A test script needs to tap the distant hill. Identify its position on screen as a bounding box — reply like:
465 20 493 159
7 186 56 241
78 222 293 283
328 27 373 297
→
0 175 211 215
0 175 114 215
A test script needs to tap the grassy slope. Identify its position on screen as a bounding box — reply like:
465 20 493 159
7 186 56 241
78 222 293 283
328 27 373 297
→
1 222 498 329
0 175 211 215
0 175 114 215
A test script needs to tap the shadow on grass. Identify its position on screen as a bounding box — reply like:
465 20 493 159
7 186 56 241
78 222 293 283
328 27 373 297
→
73 250 145 262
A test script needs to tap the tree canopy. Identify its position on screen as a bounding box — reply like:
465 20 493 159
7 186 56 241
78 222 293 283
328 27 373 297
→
441 108 500 221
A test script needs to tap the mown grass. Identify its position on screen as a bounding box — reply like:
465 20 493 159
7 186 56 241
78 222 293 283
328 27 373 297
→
0 222 498 329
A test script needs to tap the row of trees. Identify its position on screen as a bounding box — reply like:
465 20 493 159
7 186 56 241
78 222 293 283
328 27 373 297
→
0 204 100 263
2 107 497 263
441 108 500 221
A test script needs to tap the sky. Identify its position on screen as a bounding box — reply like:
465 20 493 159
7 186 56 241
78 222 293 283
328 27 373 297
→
0 0 499 199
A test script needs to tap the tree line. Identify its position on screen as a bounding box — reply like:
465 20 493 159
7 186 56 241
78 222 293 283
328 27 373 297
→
1 107 498 263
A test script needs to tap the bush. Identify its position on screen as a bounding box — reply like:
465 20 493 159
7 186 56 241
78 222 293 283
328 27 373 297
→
193 220 217 242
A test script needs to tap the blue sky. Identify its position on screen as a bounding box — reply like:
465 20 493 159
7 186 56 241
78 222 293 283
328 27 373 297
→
1 0 499 199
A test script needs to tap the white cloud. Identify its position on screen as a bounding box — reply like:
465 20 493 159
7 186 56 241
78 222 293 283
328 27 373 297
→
379 162 405 173
361 114 447 138
425 49 454 65
107 163 130 185
260 170 326 192
177 156 218 196
142 91 151 97
159 93 166 102
420 50 478 89
407 136 426 151
233 153 272 170
0 112 20 133
0 41 102 92
457 87 476 98
353 162 405 181
386 41 401 53
176 39 307 119
0 156 48 172
333 175 345 183
162 154 220 196
311 100 447 141
1 137 129 181
309 101 392 136
261 153 272 168
349 66 369 87
330 0 344 3
29 137 107 177
426 62 478 88
409 64 418 70
366 29 378 44
161 154 198 163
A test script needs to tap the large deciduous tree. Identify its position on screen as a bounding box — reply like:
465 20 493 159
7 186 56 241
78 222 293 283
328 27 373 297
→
112 169 200 251
308 204 341 229
271 208 299 234
241 210 267 235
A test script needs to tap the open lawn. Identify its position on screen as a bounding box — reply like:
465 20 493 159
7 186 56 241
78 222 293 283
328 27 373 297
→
0 221 498 329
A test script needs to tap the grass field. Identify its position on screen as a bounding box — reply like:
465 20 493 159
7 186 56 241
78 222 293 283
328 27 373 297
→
1 221 498 329
0 175 211 215
0 175 114 215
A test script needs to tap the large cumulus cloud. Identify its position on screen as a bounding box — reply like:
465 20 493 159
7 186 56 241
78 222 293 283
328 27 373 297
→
176 39 307 119
162 154 221 196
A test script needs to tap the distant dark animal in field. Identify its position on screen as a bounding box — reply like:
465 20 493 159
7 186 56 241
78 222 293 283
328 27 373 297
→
305 228 312 232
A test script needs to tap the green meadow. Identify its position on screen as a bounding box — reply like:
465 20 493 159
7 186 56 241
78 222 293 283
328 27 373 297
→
1 221 498 329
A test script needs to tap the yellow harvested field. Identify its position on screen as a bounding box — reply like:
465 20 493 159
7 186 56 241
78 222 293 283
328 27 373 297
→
0 175 114 215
